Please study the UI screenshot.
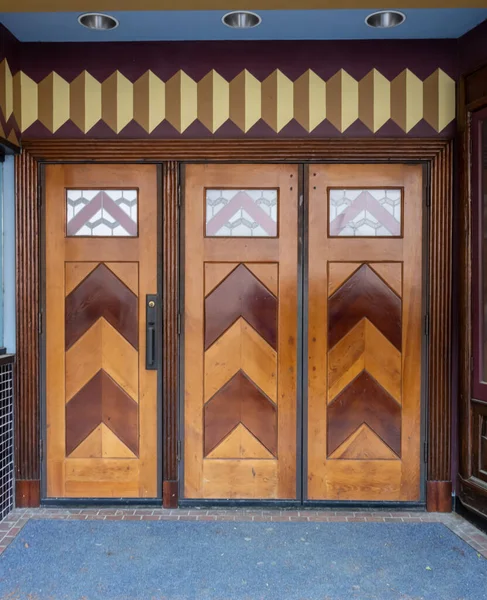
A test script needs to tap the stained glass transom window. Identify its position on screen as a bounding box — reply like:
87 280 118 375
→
329 189 402 237
66 190 138 237
206 189 278 237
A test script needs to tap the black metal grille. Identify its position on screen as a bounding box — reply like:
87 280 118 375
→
0 356 14 521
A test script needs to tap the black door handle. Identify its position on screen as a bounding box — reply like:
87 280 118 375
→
146 295 157 370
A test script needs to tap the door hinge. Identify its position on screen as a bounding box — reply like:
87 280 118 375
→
177 313 181 336
424 313 430 337
38 183 43 208
177 183 181 207
40 441 43 462
423 441 428 463
177 440 182 462
38 311 43 335
299 193 304 207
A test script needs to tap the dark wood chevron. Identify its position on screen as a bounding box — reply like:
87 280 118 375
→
204 370 277 456
65 263 138 351
327 370 401 457
328 264 402 351
205 264 277 350
65 369 139 456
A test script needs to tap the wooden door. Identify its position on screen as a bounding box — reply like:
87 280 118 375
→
307 164 423 501
184 164 299 499
45 164 159 498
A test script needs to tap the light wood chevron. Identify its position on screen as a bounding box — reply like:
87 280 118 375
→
205 263 239 296
206 423 274 460
328 263 361 297
328 319 401 403
65 318 138 402
69 423 137 459
245 263 278 296
65 262 98 295
369 263 402 296
329 423 399 460
105 262 139 295
204 317 277 403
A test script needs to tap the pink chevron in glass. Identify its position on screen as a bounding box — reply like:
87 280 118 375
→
66 190 138 237
329 189 401 237
206 189 278 237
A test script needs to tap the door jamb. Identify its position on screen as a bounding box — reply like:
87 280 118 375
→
14 138 452 512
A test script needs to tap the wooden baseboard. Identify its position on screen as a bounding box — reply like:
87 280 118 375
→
16 480 40 507
426 480 452 512
163 480 178 508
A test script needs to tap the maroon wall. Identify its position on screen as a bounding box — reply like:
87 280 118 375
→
12 37 458 139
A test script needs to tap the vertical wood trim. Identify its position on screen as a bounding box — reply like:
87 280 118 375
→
14 150 40 492
162 161 179 503
459 106 472 480
428 141 453 486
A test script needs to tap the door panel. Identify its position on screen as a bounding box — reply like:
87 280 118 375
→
307 164 423 501
184 164 299 499
45 164 158 498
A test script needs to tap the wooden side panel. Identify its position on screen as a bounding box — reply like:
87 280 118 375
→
308 164 423 501
184 163 298 499
45 164 158 498
14 151 40 505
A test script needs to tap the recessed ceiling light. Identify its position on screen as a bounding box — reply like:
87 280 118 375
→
78 13 119 31
365 10 406 29
222 11 262 29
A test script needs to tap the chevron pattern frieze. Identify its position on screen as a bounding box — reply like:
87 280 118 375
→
0 60 456 142
204 262 278 460
327 262 402 460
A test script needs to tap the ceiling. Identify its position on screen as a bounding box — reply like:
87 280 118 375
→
2 0 486 9
1 8 486 42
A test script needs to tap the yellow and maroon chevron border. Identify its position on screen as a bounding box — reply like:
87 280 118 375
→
0 59 455 143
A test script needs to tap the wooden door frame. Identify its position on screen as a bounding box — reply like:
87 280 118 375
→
14 138 452 511
458 63 487 520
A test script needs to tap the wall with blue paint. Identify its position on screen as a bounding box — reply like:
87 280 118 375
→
0 156 16 354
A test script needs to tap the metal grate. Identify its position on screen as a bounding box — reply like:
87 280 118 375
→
0 357 14 521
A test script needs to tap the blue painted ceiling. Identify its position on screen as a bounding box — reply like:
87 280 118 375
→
1 8 486 42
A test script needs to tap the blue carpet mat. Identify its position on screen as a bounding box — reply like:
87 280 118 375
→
0 520 486 600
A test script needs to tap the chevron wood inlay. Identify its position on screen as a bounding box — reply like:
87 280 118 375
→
204 317 277 402
245 263 279 297
65 318 138 403
65 369 139 456
66 262 139 297
69 423 137 459
65 263 138 351
327 371 401 457
329 423 398 460
369 263 402 297
204 370 277 457
205 263 277 351
328 263 401 351
328 263 361 296
205 263 239 296
206 423 275 460
328 319 401 403
65 262 99 296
